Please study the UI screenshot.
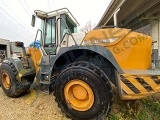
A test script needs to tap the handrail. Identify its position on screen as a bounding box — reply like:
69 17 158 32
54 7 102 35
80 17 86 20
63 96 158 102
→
34 8 79 26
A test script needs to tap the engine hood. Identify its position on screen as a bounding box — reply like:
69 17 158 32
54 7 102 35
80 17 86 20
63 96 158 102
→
82 28 131 46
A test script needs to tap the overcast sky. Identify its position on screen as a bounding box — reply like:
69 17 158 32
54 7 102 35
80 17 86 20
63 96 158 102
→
0 0 111 46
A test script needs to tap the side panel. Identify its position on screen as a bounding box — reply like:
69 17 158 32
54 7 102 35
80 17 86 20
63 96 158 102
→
27 47 42 73
107 32 152 70
83 28 152 70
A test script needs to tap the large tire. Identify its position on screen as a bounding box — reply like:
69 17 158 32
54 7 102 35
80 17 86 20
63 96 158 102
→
0 61 34 97
54 61 113 120
80 55 117 85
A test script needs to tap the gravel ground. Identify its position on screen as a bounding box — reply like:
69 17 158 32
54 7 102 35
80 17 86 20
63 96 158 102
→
0 83 71 120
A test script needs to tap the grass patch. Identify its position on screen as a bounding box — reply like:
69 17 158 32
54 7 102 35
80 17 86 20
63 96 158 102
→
107 92 160 120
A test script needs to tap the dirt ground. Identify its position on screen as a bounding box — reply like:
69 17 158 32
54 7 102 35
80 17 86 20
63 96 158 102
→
0 83 71 120
0 82 160 120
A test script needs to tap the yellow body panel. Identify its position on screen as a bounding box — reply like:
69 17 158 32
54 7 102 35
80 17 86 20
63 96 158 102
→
83 28 152 70
27 47 42 73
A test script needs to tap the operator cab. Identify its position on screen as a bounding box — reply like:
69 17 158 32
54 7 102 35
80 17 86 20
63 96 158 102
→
31 8 79 55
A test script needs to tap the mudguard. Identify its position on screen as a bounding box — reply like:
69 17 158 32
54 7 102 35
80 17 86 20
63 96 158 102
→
6 57 36 81
51 45 123 73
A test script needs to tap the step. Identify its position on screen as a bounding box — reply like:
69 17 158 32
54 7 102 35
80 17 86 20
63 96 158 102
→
40 81 50 84
41 71 49 75
40 80 55 94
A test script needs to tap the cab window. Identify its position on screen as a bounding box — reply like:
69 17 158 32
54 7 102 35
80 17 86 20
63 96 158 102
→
45 17 56 46
60 14 77 41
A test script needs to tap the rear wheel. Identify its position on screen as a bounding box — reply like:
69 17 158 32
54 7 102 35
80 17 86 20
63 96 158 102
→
0 61 34 97
1 71 11 89
54 61 113 120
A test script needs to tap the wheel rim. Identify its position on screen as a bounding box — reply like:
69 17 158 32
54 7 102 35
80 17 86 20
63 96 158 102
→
64 79 94 111
2 71 11 90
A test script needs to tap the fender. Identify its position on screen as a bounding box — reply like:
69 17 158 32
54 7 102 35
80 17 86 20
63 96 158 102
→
50 45 123 73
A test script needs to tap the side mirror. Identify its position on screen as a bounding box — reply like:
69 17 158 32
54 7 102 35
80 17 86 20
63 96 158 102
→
31 15 36 27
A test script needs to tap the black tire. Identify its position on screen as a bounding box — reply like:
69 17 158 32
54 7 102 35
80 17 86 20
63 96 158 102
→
75 55 115 114
0 61 34 97
80 55 116 85
54 61 113 120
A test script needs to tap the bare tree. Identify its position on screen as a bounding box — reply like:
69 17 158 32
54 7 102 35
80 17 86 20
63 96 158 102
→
80 21 96 32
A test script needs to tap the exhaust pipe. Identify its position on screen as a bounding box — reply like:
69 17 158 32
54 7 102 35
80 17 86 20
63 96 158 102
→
114 8 120 27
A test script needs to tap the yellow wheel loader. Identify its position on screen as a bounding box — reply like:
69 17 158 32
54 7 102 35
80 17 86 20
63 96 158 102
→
0 8 160 120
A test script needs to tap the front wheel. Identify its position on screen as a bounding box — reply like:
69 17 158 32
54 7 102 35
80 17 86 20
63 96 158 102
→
54 61 113 120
